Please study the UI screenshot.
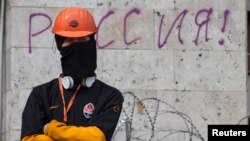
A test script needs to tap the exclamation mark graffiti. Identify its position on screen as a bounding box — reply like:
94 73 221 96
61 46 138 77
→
218 10 230 45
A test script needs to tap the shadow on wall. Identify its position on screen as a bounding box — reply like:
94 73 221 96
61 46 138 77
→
247 76 250 125
247 11 250 125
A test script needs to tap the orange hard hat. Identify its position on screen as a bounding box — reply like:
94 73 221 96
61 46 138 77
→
52 7 98 38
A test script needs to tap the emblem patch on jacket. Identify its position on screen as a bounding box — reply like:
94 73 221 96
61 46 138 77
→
83 103 95 118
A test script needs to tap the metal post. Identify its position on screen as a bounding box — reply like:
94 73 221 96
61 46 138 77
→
124 117 131 141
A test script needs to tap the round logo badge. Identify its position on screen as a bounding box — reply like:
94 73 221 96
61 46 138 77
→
69 20 79 27
83 103 95 118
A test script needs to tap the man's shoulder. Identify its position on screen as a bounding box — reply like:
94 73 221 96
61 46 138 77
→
27 78 58 100
96 79 120 93
95 79 123 100
32 78 58 91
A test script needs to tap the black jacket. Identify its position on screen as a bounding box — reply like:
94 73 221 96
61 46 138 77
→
21 78 124 141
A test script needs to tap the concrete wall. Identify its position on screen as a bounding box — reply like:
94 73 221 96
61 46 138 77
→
2 0 247 141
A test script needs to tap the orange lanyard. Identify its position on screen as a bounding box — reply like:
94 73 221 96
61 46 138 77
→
58 78 81 123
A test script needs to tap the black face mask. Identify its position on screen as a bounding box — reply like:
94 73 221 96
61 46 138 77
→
55 35 97 80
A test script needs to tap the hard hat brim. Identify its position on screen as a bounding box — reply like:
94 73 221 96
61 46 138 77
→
53 30 97 38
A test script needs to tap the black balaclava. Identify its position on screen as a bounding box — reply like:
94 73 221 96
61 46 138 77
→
55 34 97 81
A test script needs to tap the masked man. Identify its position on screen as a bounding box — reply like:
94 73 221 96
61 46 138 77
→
21 7 124 141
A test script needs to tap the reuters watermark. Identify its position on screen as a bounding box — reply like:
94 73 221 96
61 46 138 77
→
208 125 249 140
